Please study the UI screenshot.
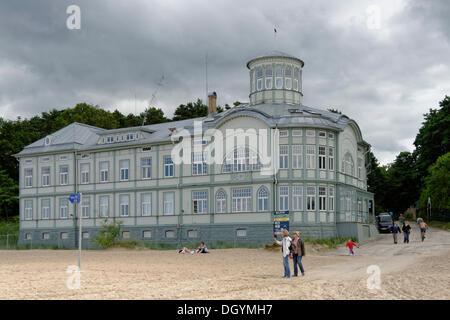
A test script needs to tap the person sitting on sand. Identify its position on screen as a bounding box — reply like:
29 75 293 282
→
178 247 195 254
346 239 359 255
196 241 209 253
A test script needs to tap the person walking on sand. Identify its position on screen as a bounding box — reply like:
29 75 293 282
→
274 229 292 278
402 222 411 243
291 231 305 277
391 222 402 244
346 239 358 255
419 220 428 242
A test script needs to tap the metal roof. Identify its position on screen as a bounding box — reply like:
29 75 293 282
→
16 103 368 157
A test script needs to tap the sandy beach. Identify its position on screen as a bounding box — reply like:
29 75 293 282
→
0 223 449 300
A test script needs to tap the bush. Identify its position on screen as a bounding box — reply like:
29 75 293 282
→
93 219 123 249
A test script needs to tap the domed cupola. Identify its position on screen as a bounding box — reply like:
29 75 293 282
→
247 50 304 105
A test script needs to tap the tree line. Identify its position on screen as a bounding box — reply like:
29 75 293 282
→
0 96 448 220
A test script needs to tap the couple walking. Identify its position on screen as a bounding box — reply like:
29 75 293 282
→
274 229 305 278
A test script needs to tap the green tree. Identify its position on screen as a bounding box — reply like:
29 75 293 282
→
366 151 389 213
413 96 450 182
172 99 207 121
141 107 169 124
327 108 342 114
419 152 450 211
0 169 18 220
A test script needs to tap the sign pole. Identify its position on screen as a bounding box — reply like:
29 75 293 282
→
78 193 82 270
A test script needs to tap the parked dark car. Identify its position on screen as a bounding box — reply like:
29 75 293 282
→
376 213 393 233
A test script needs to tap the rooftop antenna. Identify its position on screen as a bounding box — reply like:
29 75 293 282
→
141 74 165 127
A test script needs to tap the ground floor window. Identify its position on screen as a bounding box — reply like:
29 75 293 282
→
232 188 252 212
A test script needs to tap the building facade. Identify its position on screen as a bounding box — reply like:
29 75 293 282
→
16 51 377 248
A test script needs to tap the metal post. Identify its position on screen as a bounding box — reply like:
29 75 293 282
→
6 234 9 250
78 193 83 270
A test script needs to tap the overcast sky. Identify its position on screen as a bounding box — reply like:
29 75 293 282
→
0 0 449 165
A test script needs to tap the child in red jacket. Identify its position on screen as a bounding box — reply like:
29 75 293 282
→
346 239 359 255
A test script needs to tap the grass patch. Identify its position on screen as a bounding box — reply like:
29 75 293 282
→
264 237 354 251
428 221 450 230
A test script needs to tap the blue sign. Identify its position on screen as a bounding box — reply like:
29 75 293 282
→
69 193 81 204
273 210 289 235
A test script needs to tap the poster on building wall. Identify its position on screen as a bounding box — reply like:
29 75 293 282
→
273 210 289 235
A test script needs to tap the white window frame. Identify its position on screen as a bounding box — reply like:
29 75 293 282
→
329 186 335 211
232 188 252 213
99 161 109 182
216 190 226 213
164 156 174 178
256 67 263 91
279 145 289 169
293 185 303 211
285 66 292 90
163 192 174 215
329 147 334 171
41 199 50 220
306 130 315 137
306 145 316 169
59 198 68 219
24 168 33 188
293 68 299 91
192 152 207 175
306 186 316 211
80 163 89 184
292 144 302 169
319 146 326 170
193 190 208 214
279 186 289 211
119 159 130 182
319 186 327 211
24 200 33 220
119 194 130 217
257 187 269 212
275 66 283 89
82 197 90 218
141 193 152 216
59 165 68 186
265 65 273 89
41 167 50 187
292 129 302 137
141 157 152 180
99 195 109 217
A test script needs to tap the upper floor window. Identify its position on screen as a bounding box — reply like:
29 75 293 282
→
279 186 289 211
279 145 289 169
293 185 303 211
120 194 130 217
293 68 299 91
41 167 50 187
306 145 316 169
192 152 207 175
292 145 302 169
119 159 130 181
41 199 50 219
329 186 335 211
319 186 326 211
329 147 334 171
99 161 109 182
141 157 152 179
258 187 269 212
306 130 315 137
319 131 326 138
216 190 227 213
275 66 283 89
292 129 302 137
59 165 68 185
232 187 252 213
279 130 288 137
265 65 273 89
285 66 292 90
319 146 326 170
164 156 174 177
306 186 316 211
141 193 152 216
256 67 263 91
24 168 33 188
80 163 89 184
223 147 260 173
163 192 175 215
193 190 208 214
24 200 33 220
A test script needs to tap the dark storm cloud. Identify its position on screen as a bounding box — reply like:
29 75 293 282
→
0 0 449 164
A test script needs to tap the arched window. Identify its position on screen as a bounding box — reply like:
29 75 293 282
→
265 65 273 89
222 147 261 173
293 68 299 91
258 187 269 211
216 189 226 213
285 66 292 90
275 66 283 89
342 152 354 176
256 67 263 91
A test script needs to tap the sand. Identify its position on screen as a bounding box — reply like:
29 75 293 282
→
0 223 449 300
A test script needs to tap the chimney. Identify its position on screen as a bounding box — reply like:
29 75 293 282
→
207 91 217 115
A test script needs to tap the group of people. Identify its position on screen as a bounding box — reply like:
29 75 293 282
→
178 241 209 254
273 229 305 278
391 214 428 244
